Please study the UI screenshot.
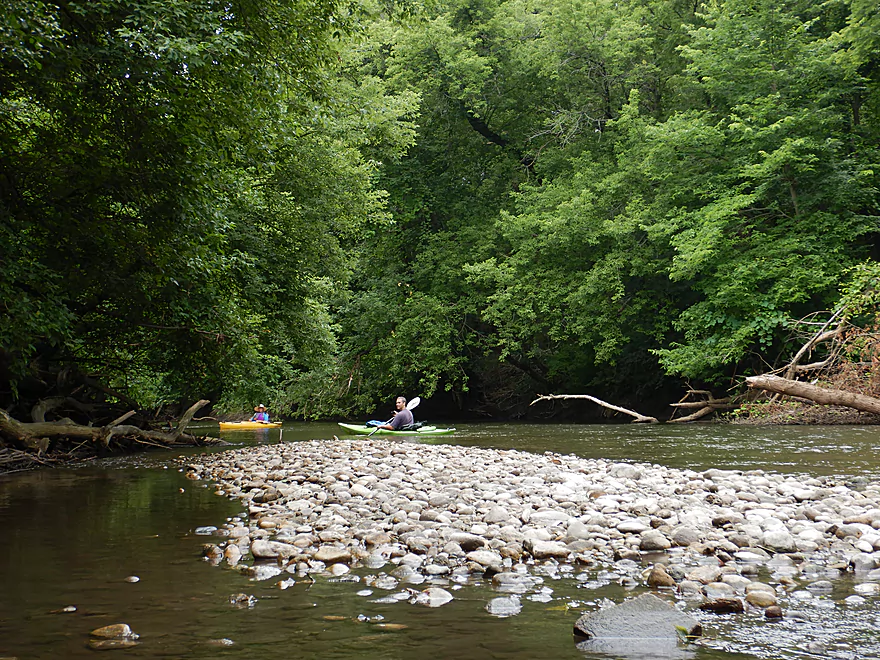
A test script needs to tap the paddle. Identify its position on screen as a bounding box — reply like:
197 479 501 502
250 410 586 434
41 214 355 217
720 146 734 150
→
367 397 421 437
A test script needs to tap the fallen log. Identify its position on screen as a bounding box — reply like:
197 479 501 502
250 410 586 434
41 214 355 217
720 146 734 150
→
530 394 658 423
668 406 715 423
0 399 213 451
745 375 880 415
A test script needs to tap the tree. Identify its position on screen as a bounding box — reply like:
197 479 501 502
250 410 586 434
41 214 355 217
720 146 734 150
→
0 0 417 415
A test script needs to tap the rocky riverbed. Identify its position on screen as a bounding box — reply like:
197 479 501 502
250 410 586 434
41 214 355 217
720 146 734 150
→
184 438 880 643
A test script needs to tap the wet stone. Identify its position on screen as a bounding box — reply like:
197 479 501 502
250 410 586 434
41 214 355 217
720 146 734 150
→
485 595 522 618
90 624 136 639
574 593 701 640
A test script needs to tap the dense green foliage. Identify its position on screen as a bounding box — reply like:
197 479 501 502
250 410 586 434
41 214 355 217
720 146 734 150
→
324 0 880 415
2 0 879 418
0 0 415 413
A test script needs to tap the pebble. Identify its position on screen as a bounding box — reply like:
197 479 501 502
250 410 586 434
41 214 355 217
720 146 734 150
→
184 439 880 620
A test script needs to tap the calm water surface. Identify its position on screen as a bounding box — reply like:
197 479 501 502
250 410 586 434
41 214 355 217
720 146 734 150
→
2 421 880 659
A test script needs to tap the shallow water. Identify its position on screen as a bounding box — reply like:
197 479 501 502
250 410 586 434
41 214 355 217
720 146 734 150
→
2 421 880 659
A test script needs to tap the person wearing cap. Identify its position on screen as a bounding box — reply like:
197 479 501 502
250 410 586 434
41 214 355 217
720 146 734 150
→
250 404 270 422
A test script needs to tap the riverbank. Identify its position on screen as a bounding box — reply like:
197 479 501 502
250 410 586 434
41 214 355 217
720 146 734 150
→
729 401 880 426
186 438 880 637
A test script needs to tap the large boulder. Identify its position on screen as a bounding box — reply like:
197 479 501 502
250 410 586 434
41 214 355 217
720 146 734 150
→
574 593 701 657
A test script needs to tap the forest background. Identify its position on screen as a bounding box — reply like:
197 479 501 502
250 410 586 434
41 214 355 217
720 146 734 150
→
2 0 879 423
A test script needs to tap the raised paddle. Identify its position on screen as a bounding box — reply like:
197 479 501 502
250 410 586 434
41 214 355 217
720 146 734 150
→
367 397 421 437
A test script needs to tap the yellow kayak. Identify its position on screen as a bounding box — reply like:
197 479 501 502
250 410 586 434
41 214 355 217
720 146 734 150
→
219 421 282 430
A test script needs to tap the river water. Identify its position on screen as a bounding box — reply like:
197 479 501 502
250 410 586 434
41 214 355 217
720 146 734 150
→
2 422 880 659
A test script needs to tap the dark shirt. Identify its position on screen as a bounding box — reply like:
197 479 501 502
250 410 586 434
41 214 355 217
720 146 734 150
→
390 408 413 429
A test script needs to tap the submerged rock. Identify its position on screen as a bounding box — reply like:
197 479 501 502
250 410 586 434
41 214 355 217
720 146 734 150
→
699 598 745 614
89 624 137 640
574 593 701 640
411 587 454 607
486 595 522 618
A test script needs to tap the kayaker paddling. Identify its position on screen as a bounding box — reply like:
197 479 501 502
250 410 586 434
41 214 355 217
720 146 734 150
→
250 404 270 423
378 396 413 430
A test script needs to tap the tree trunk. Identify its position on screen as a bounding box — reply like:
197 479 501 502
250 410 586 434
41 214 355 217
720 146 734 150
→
745 375 880 415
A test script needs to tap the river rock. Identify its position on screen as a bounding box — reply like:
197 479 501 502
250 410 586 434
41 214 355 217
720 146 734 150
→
251 539 296 559
90 624 137 639
527 540 571 560
530 510 571 526
574 593 701 641
224 544 242 565
247 564 282 581
762 530 797 553
850 553 879 572
639 530 671 551
448 533 487 552
609 464 642 480
484 506 511 524
746 590 777 607
699 598 745 614
703 582 736 599
671 526 701 546
765 605 783 619
412 587 453 607
466 550 503 569
646 564 676 588
363 531 393 546
617 520 649 534
486 595 522 617
686 565 722 584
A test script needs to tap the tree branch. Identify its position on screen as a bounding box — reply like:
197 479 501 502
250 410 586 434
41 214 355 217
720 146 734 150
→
530 393 658 423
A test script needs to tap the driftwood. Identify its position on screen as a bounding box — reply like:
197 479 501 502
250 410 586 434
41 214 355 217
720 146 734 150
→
745 375 880 415
530 394 658 423
783 311 844 379
668 390 736 423
30 397 96 423
0 399 213 453
669 406 716 423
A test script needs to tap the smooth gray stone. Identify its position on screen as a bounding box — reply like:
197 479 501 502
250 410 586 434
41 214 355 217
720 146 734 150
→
575 637 694 659
573 593 702 640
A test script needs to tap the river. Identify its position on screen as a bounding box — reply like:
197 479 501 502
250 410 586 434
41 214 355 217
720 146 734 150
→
2 422 879 659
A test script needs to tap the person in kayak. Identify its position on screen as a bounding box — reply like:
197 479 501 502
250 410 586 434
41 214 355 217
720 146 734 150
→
250 404 270 422
378 396 413 430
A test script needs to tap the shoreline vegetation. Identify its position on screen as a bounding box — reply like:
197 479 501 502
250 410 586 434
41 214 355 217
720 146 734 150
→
6 365 880 474
4 0 880 432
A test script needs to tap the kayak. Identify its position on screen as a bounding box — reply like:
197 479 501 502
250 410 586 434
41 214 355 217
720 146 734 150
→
337 422 456 436
219 421 282 430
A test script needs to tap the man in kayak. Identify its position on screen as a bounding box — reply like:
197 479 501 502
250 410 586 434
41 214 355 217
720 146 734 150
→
378 397 413 430
250 404 270 422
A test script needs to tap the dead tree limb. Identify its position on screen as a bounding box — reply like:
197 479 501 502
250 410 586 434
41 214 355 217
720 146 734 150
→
530 394 658 423
783 311 844 380
745 375 880 415
668 389 737 422
668 406 716 423
0 400 212 450
30 397 96 423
